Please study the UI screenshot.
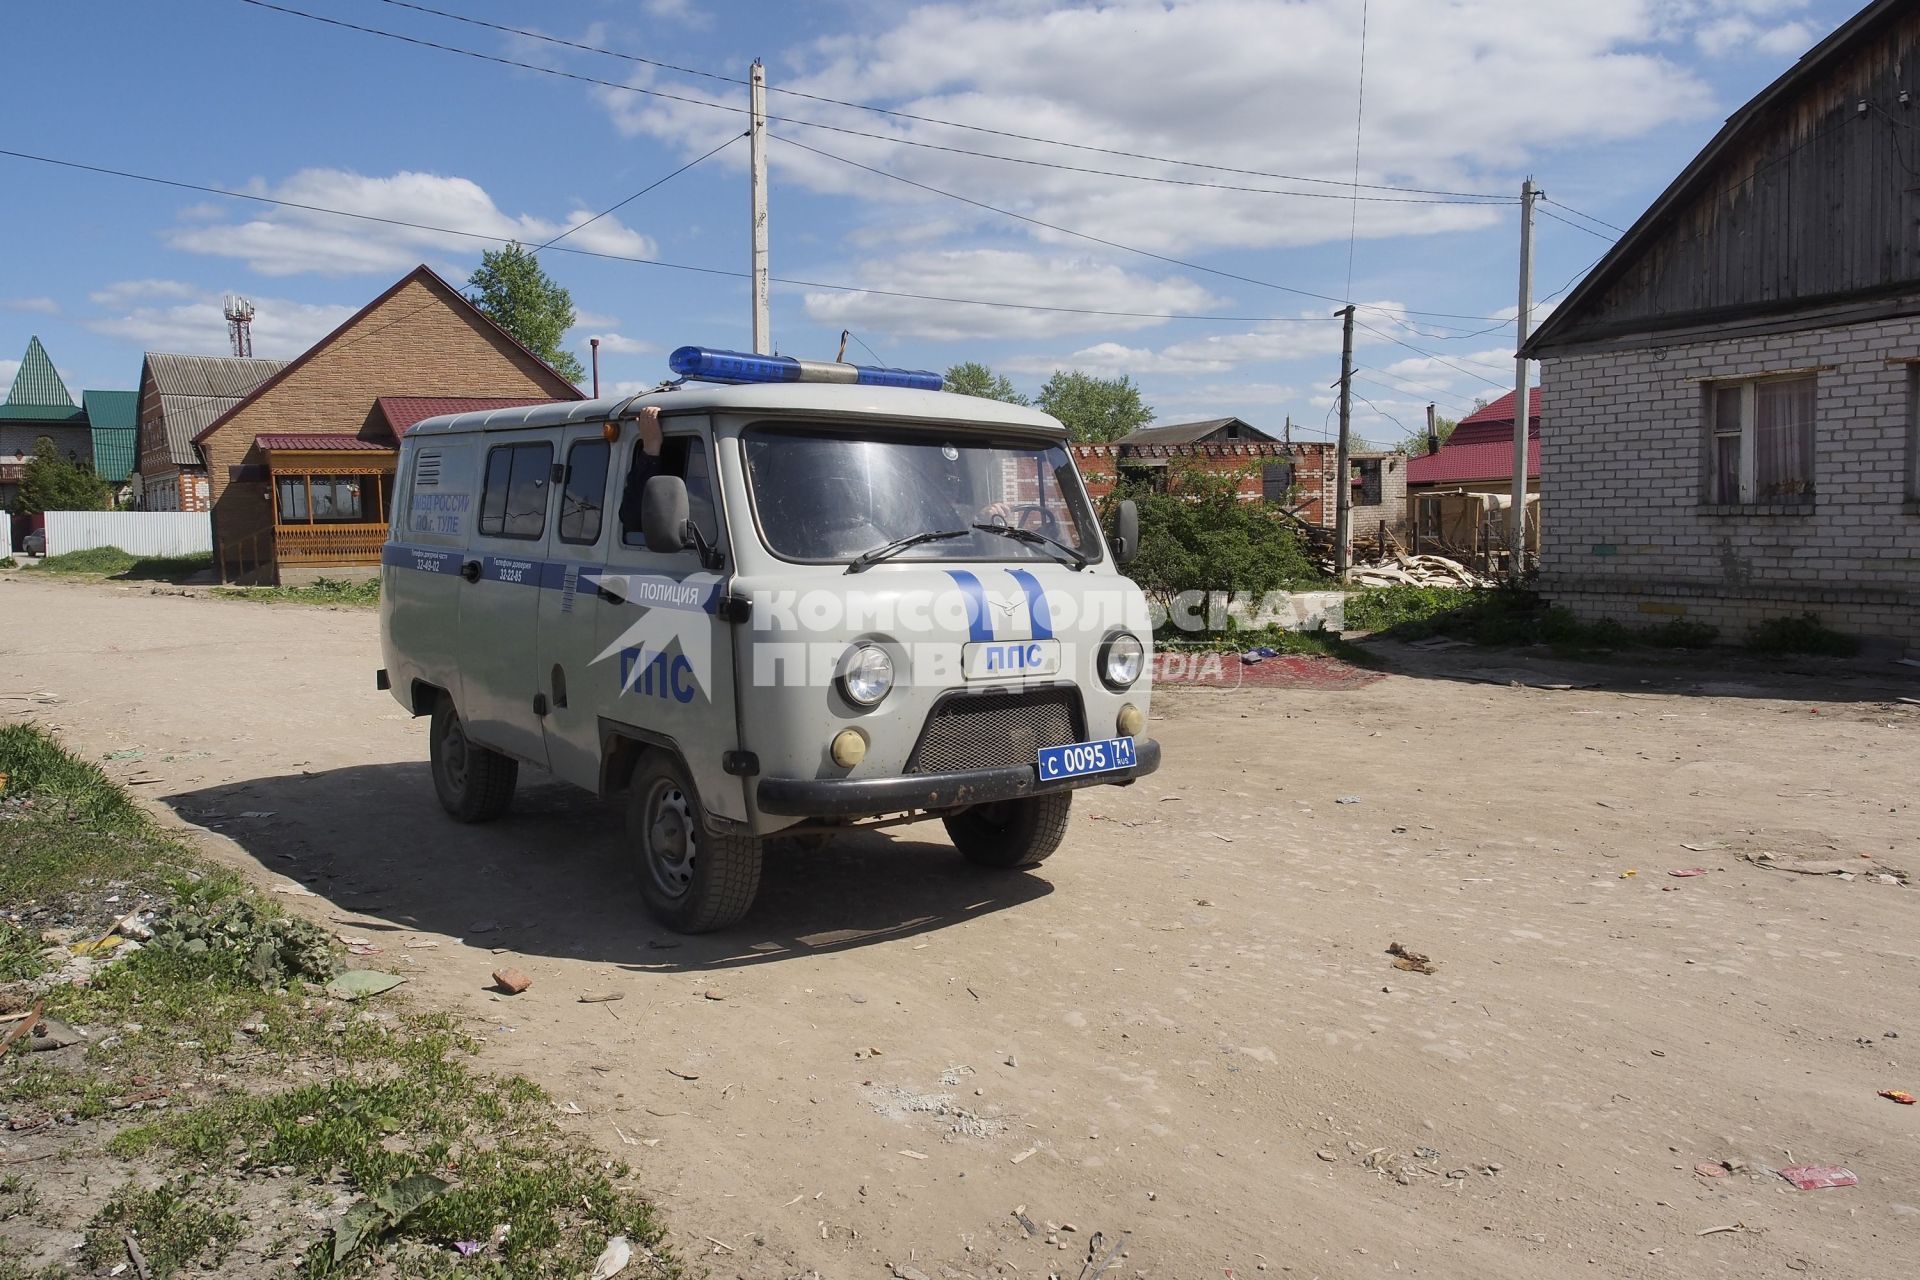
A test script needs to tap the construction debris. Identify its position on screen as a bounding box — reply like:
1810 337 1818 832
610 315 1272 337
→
1387 942 1436 975
1345 553 1492 589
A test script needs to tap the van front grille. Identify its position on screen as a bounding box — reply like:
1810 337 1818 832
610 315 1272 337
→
906 688 1084 774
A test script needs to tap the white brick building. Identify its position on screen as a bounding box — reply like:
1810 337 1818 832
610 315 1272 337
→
1524 0 1918 646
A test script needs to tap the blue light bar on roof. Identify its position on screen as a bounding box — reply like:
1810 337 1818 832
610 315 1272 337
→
669 345 943 392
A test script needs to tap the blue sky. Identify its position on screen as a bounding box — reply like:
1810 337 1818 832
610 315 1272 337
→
0 0 1854 447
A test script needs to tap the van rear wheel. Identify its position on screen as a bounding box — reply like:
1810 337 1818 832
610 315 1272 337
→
429 697 517 823
627 756 762 933
944 791 1072 869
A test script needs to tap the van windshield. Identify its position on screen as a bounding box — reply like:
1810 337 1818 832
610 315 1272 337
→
742 423 1101 566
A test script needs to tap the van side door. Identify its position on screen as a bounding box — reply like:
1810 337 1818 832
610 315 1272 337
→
457 432 556 767
591 418 747 822
534 425 616 790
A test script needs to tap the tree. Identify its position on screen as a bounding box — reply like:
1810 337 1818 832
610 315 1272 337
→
943 362 1027 405
12 436 112 516
1036 370 1153 442
466 243 585 383
1397 414 1457 457
1111 462 1318 622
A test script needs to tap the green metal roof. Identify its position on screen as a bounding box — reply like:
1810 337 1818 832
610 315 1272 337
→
0 403 84 423
89 427 137 483
5 336 75 408
81 389 138 430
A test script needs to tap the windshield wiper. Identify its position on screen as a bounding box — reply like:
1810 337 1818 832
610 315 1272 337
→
846 528 969 573
971 522 1089 570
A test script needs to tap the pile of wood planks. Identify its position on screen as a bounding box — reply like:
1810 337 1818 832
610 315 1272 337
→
1345 552 1491 589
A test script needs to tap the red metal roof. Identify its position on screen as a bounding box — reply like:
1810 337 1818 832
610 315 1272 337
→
254 433 392 452
375 395 555 436
1406 388 1544 486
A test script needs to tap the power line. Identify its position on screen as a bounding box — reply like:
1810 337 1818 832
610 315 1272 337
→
1537 195 1625 235
1354 365 1479 409
777 133 1518 325
235 1 1516 207
0 145 1395 326
1352 319 1511 390
371 0 1513 202
1535 203 1616 242
530 130 746 253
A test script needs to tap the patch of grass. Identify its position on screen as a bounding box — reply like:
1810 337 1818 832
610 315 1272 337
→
214 577 379 607
0 923 46 983
27 547 211 582
1744 611 1859 657
0 724 185 900
0 556 17 570
1343 586 1726 654
1157 624 1382 667
82 1179 242 1279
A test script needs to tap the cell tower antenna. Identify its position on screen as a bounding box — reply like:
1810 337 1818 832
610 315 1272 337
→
224 295 256 358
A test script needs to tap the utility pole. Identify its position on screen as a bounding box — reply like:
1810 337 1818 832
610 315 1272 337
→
749 59 771 354
1334 305 1356 576
1510 177 1537 583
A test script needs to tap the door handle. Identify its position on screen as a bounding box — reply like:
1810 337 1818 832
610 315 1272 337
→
597 583 624 605
460 559 482 583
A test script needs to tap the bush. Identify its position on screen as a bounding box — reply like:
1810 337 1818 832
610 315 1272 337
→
30 546 212 580
1744 612 1859 657
148 892 339 988
1344 587 1726 653
1109 462 1324 615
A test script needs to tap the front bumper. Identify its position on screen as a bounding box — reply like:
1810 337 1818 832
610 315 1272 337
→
756 737 1161 818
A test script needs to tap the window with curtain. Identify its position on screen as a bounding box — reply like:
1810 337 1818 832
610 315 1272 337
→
1706 375 1815 505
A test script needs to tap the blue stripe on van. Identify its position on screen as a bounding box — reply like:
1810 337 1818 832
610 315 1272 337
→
1005 568 1052 640
383 542 721 614
381 543 463 575
942 569 994 642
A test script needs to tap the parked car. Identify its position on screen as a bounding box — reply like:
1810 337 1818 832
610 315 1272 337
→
21 530 44 556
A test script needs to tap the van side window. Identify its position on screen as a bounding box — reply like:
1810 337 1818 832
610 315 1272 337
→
478 442 553 540
557 439 610 545
621 436 717 548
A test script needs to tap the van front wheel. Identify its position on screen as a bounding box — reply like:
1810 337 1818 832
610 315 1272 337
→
429 697 517 823
627 757 762 933
944 791 1072 869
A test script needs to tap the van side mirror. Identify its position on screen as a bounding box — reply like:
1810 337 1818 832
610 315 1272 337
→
1114 499 1140 566
640 475 692 553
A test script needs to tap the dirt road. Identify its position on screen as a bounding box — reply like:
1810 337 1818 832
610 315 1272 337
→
4 572 1917 1279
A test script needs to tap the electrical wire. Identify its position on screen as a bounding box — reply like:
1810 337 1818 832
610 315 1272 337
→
529 130 746 253
1537 195 1626 235
1354 365 1480 409
235 0 1515 207
776 133 1517 325
0 146 1399 326
1352 320 1511 390
370 0 1514 201
1535 203 1616 242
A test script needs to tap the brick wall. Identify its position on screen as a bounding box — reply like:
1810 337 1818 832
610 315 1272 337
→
1071 440 1405 541
198 274 576 568
1537 314 1920 642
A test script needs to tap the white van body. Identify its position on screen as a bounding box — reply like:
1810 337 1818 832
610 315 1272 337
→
378 380 1158 931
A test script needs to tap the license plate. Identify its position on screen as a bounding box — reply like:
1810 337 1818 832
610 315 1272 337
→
962 639 1061 679
1037 736 1137 781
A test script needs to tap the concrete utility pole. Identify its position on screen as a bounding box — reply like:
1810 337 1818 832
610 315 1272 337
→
1510 177 1537 583
749 59 771 354
1335 304 1356 576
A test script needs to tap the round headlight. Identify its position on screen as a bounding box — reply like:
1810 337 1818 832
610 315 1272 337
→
1100 632 1145 690
838 643 894 707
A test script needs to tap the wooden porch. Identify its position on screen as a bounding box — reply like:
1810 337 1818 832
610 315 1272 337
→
218 443 396 584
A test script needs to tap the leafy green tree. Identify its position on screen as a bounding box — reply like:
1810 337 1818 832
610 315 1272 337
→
466 243 585 383
943 362 1028 404
1111 462 1319 621
12 436 112 516
1397 414 1457 457
1036 370 1153 442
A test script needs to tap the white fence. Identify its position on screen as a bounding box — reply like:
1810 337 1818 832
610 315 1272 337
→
43 511 213 558
0 512 11 557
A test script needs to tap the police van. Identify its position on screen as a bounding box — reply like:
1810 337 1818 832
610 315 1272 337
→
377 346 1159 932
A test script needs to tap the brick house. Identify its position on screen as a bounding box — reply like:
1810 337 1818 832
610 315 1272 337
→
1405 388 1542 566
1523 0 1919 644
181 265 581 584
136 352 288 513
1 337 91 512
1073 437 1406 546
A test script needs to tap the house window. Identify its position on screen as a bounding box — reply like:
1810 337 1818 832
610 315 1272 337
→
1708 374 1815 504
1261 461 1294 504
277 474 378 523
558 439 610 545
478 442 554 539
1353 458 1383 506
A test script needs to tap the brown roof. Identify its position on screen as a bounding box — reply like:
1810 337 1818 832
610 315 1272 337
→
254 434 393 452
375 396 555 437
190 264 583 448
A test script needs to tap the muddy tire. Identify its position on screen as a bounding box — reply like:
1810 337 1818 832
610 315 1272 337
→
429 697 517 823
627 755 762 933
944 791 1073 869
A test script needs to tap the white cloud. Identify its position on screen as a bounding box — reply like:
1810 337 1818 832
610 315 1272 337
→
587 332 656 355
597 0 1714 257
88 280 200 307
640 0 710 27
165 169 659 277
2 297 59 316
800 248 1223 339
572 310 621 330
86 289 356 359
605 378 664 397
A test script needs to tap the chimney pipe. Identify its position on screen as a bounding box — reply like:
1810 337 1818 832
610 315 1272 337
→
590 338 600 398
1426 402 1439 455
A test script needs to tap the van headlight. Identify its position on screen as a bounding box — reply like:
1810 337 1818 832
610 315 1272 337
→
837 642 894 708
1099 632 1145 690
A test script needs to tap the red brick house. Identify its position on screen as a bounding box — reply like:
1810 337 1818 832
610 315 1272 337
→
178 265 581 584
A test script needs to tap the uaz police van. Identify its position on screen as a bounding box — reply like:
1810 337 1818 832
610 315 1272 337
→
378 346 1159 932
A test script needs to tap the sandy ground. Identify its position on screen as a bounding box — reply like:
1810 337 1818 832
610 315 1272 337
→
3 572 1918 1280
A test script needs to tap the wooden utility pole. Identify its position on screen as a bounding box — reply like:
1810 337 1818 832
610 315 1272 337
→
1509 177 1537 582
749 59 770 354
1335 305 1356 575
